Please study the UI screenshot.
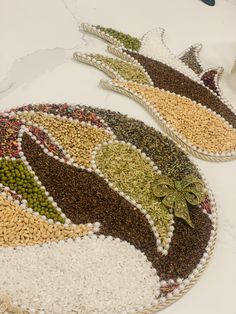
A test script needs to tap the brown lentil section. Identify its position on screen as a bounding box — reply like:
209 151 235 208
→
21 133 158 263
22 112 212 280
126 51 236 129
156 206 212 280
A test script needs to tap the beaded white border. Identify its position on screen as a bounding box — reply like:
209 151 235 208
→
73 51 154 86
99 79 236 161
90 139 175 254
107 44 236 115
74 48 236 161
0 189 100 244
80 23 236 115
178 43 204 74
0 103 217 314
81 23 200 83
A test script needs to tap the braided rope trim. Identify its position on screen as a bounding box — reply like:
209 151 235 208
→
0 103 218 313
81 23 236 119
99 80 235 162
135 232 217 314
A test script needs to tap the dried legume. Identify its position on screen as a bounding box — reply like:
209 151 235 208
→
116 81 236 153
126 50 236 129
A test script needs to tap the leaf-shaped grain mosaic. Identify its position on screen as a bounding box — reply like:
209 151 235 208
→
0 104 216 313
74 23 236 161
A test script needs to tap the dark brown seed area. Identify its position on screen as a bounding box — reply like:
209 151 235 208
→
126 51 236 129
85 106 199 180
155 206 212 280
22 133 158 263
21 108 212 280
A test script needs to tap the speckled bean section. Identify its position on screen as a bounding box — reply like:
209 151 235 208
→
12 103 105 128
116 81 236 153
22 111 212 280
126 51 236 129
180 47 203 74
85 106 199 180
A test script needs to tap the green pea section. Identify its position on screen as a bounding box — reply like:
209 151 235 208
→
92 54 151 85
0 159 64 223
95 142 172 244
96 25 141 51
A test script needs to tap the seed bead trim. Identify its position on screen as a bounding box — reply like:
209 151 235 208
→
0 193 98 247
108 44 236 117
139 28 202 83
74 52 154 86
80 24 236 121
200 67 223 95
91 140 174 253
178 44 204 75
100 79 236 161
6 102 106 128
16 111 115 167
74 47 236 161
81 23 201 83
0 104 217 314
110 80 236 153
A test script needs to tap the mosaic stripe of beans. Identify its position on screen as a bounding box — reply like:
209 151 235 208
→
0 159 64 222
90 54 151 84
21 108 213 280
95 142 172 244
96 25 141 51
21 133 160 272
12 103 105 128
126 51 236 129
116 81 236 153
19 112 112 167
84 106 199 180
0 195 92 246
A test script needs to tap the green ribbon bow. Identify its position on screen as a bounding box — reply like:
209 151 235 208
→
152 175 205 227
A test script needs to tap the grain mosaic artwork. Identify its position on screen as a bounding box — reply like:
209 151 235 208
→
74 23 236 161
0 103 217 314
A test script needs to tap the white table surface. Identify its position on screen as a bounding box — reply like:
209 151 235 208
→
0 0 236 313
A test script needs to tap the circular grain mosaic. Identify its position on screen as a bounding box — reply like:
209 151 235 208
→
0 104 217 314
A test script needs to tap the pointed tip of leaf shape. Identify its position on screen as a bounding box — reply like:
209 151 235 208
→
174 195 195 228
200 68 223 95
95 25 141 51
179 44 204 75
91 54 151 85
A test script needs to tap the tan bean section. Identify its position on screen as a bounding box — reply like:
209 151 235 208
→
115 81 236 153
0 195 93 247
19 112 112 167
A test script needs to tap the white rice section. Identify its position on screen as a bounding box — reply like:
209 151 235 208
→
0 236 160 314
